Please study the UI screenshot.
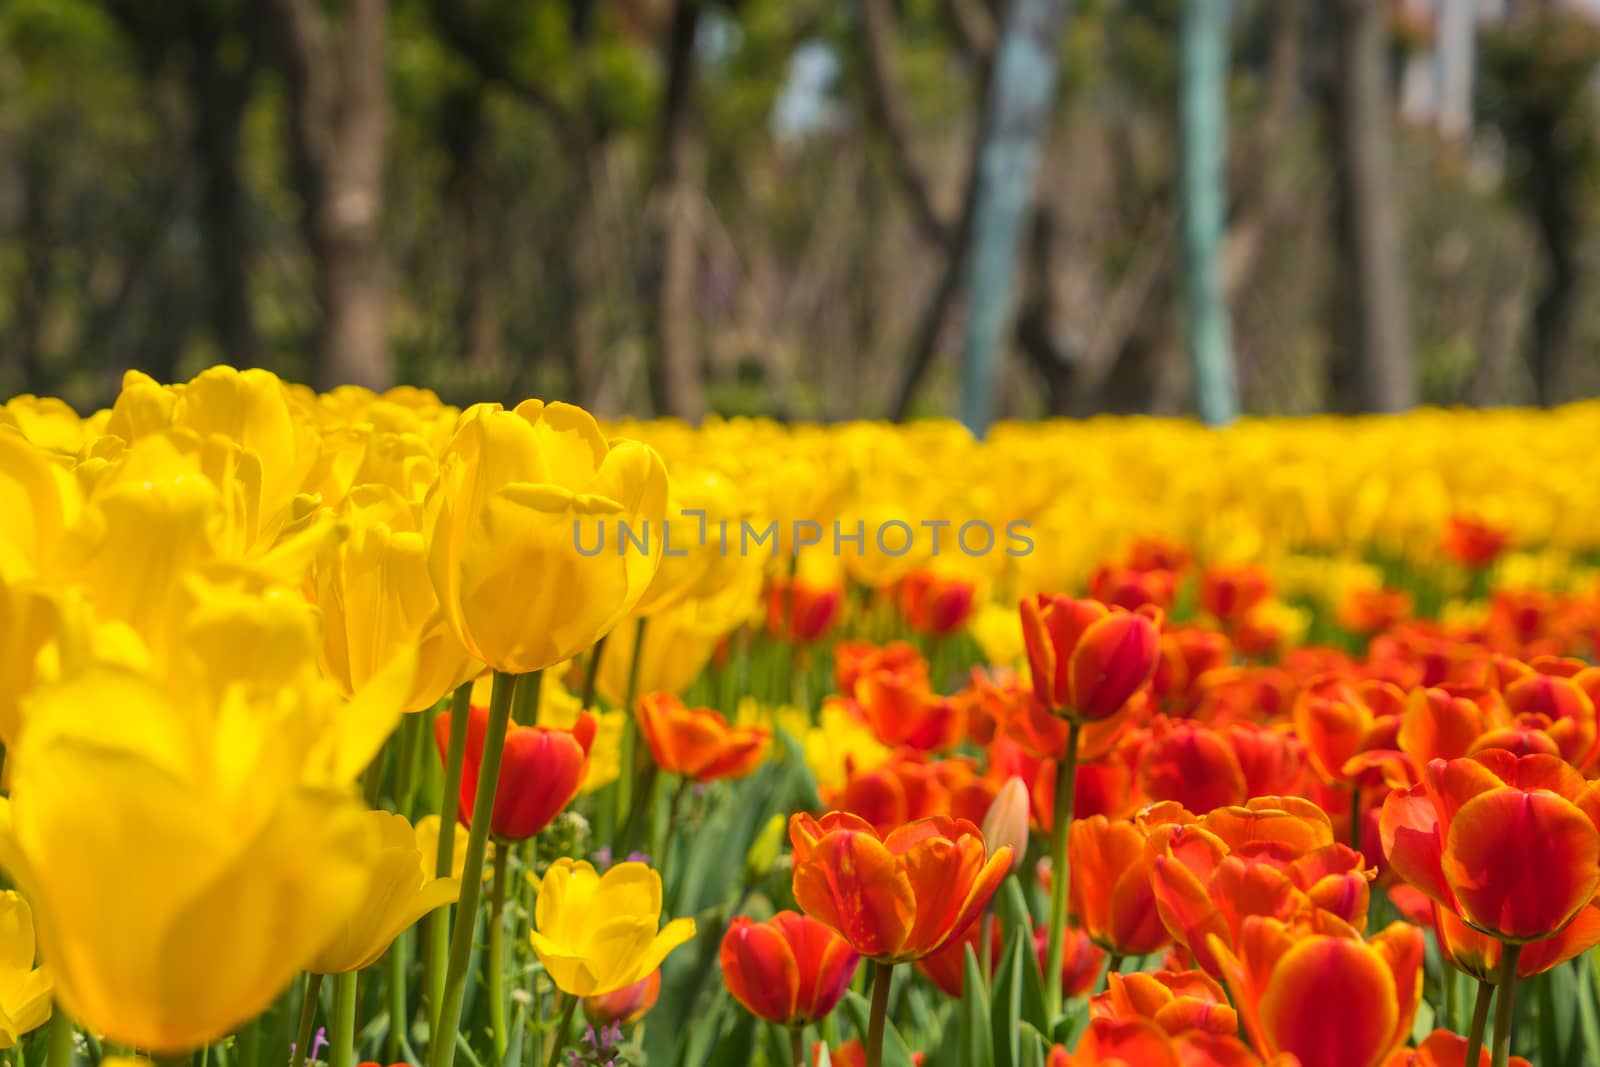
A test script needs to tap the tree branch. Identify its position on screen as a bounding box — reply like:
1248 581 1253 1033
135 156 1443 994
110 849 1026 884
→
859 0 952 245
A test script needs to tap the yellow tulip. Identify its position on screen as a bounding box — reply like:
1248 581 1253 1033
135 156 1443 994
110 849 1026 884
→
314 486 477 712
426 401 668 675
413 814 469 880
307 811 460 974
0 579 62 747
0 669 379 1053
0 428 80 581
528 859 695 997
0 890 51 1047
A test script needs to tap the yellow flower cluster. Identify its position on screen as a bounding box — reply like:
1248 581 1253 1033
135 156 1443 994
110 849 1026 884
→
0 365 1596 1054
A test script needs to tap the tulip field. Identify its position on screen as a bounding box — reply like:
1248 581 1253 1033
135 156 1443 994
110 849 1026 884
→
6 369 1600 1067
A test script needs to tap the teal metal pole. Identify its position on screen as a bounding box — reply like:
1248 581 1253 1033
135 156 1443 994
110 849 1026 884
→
958 0 1073 437
1179 0 1239 426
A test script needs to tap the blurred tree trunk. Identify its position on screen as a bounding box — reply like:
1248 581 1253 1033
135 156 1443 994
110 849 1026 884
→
1324 0 1415 413
648 0 706 421
186 3 261 370
439 85 505 380
266 0 391 391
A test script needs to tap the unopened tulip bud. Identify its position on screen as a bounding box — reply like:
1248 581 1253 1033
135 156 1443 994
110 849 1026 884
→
981 776 1030 872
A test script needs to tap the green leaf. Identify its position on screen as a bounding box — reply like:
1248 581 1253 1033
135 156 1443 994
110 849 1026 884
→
499 1002 527 1067
994 878 1048 1033
1576 956 1600 1066
991 933 1025 1067
705 1007 759 1067
1409 997 1434 1046
840 988 917 1067
1018 1023 1049 1067
957 947 995 1067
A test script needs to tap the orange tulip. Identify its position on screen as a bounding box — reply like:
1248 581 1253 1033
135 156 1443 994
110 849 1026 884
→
1380 750 1600 942
1146 798 1372 977
767 577 841 644
1293 674 1405 786
583 969 660 1026
1198 564 1271 626
1036 923 1108 1000
1501 671 1597 769
1090 969 1237 1037
898 570 976 637
1442 516 1510 569
1070 815 1171 956
1068 1017 1269 1067
1138 720 1247 814
434 703 595 841
834 640 926 695
720 911 860 1026
852 670 962 752
812 1040 926 1067
915 915 999 998
1020 596 1162 721
789 812 1011 962
1089 565 1177 613
826 750 994 833
1431 898 1600 983
1397 686 1497 768
1383 1029 1531 1067
635 692 770 782
1211 914 1425 1067
1151 628 1232 715
1338 587 1413 635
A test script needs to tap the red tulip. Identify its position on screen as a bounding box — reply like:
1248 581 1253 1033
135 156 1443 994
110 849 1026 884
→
1020 596 1161 721
721 911 859 1026
434 703 594 840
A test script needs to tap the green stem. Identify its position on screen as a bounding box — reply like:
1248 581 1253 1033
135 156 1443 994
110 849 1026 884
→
978 907 993 988
1465 975 1494 1067
1101 954 1124 994
1349 783 1363 858
580 634 608 711
45 1003 73 1067
291 973 324 1067
489 842 511 1061
1045 720 1083 1013
511 669 543 726
394 710 422 817
544 995 579 1067
238 1016 261 1067
1492 943 1522 1067
865 962 893 1067
657 777 691 892
428 670 518 1067
427 683 473 1036
386 926 408 1063
789 1026 805 1067
617 617 649 822
329 971 358 1067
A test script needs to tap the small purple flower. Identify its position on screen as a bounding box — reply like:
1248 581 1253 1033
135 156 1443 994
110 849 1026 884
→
624 850 650 865
591 846 613 869
311 1027 328 1062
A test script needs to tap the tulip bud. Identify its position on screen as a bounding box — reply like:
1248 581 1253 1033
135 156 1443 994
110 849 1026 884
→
583 968 661 1026
981 776 1030 872
745 813 788 885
